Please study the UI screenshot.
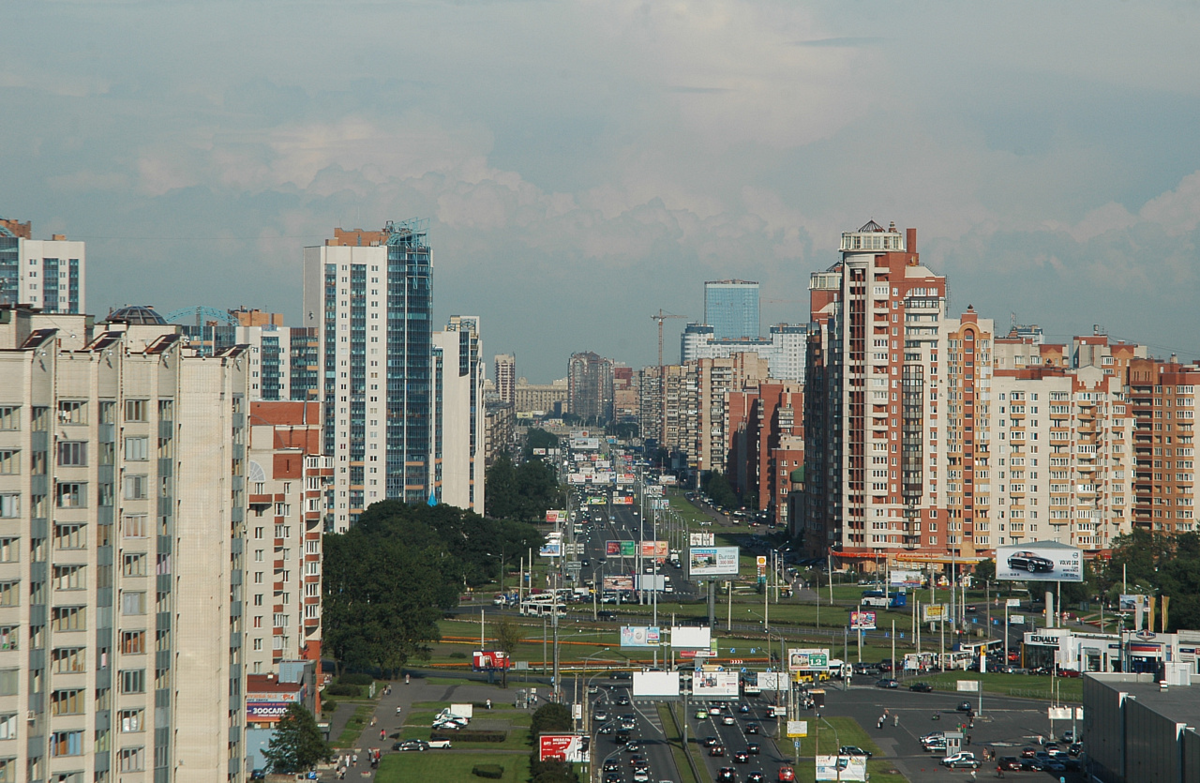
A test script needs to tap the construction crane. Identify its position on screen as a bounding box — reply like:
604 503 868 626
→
651 309 687 368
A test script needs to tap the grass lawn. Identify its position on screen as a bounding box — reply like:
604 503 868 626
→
375 750 530 783
658 704 700 783
332 704 374 748
917 671 1082 702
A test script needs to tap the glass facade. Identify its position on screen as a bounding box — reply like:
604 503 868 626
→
704 280 759 341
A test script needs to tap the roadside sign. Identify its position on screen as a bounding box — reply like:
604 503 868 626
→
956 680 980 692
786 720 808 738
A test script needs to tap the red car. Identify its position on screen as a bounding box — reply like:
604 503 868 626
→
777 766 795 782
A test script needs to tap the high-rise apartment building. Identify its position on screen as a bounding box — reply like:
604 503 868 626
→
432 316 485 512
704 279 759 341
1126 359 1199 534
0 219 85 315
0 304 252 782
494 354 516 406
727 381 805 526
567 352 615 422
303 222 433 531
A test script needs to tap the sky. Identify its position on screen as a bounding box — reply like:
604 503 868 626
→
4 1 1200 382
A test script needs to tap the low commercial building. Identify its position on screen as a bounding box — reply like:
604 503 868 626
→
1083 671 1200 783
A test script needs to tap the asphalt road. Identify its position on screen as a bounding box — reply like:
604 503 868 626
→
590 681 679 783
686 692 794 783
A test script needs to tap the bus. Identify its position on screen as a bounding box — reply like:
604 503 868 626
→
519 596 566 617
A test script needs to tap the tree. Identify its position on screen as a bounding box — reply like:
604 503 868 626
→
529 703 578 783
701 471 738 510
263 703 330 774
494 618 525 689
973 558 995 586
522 428 560 460
485 454 562 522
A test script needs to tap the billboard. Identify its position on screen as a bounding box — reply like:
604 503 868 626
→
756 672 785 690
688 546 740 577
788 648 830 671
689 532 715 547
640 540 669 558
603 575 634 592
671 626 712 649
246 701 292 723
922 604 948 623
473 650 512 670
616 473 635 485
692 670 739 699
606 540 636 557
816 756 867 782
570 437 600 450
587 496 607 506
539 540 562 557
632 671 679 698
850 610 877 630
636 575 667 591
545 510 567 523
890 569 923 587
612 494 634 505
539 734 588 763
996 542 1083 582
620 626 662 648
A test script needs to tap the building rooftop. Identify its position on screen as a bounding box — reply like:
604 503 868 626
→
104 305 167 325
1087 672 1200 725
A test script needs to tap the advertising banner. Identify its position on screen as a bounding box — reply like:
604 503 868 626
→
850 611 876 630
616 473 635 485
533 448 547 456
786 720 808 738
602 575 634 592
756 672 785 690
473 651 512 670
587 496 607 506
996 542 1083 582
815 756 867 782
1121 594 1151 630
246 701 292 723
606 540 636 557
568 473 587 485
659 475 677 485
612 494 634 505
922 604 948 623
632 671 679 698
636 575 666 591
689 532 715 547
539 540 562 557
889 569 923 587
688 546 740 577
644 484 664 497
956 680 980 692
692 670 740 699
1009 614 1025 625
640 540 669 558
620 626 662 648
539 734 588 763
545 510 567 523
671 626 712 649
788 648 830 671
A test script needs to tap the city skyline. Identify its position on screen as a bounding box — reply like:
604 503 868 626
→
4 2 1200 382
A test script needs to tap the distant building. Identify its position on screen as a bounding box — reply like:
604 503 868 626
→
680 322 807 381
494 353 516 405
432 316 485 512
567 352 615 422
704 279 759 341
484 398 515 468
514 377 568 417
613 365 639 420
0 217 85 314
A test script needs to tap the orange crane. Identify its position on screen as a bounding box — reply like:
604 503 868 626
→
650 309 687 368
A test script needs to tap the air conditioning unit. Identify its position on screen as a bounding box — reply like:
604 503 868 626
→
26 710 36 722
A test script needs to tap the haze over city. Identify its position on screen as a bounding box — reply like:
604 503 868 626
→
5 1 1200 380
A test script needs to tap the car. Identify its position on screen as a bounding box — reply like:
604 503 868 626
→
709 706 723 715
746 743 760 754
604 760 622 772
1060 730 1075 743
839 746 872 758
1007 550 1054 573
625 741 644 753
588 685 600 695
604 774 622 783
734 751 750 763
1020 747 1037 758
908 682 933 693
941 752 980 769
922 738 947 752
739 703 751 713
696 708 709 719
1069 743 1083 757
746 722 760 734
777 766 796 782
722 715 737 725
1019 758 1044 771
997 757 1022 771
620 718 637 730
716 769 737 783
615 729 631 745
616 695 631 706
710 745 726 757
426 739 451 749
703 736 720 748
629 755 647 768
393 739 428 752
632 771 649 783
874 678 899 689
747 773 766 783
956 701 972 712
599 724 614 734
594 710 609 721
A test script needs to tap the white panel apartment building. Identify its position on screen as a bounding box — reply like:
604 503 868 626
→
0 219 85 315
432 316 485 512
0 305 251 782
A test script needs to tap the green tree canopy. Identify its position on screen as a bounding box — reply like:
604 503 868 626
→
522 428 560 460
485 454 562 522
701 471 739 509
529 703 578 783
262 703 330 774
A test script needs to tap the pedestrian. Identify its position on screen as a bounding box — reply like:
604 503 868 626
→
893 714 899 727
996 764 1004 778
379 729 385 741
970 770 976 782
352 753 358 767
486 698 492 709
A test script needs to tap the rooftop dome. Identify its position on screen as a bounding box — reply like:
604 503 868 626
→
105 305 167 325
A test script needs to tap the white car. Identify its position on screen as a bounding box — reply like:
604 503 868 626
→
426 738 452 749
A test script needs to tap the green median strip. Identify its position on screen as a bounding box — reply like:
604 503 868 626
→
659 703 703 783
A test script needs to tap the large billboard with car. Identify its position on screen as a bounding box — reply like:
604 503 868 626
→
996 542 1083 582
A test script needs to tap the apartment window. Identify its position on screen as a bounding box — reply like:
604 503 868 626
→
124 399 148 422
50 689 84 715
51 647 85 673
0 583 16 608
49 730 83 757
0 540 16 564
122 475 147 500
123 437 148 462
56 482 86 508
57 401 86 425
119 709 144 733
122 553 147 577
0 496 15 519
120 631 146 655
0 671 14 697
0 628 15 651
253 594 263 606
52 565 85 591
0 451 17 475
53 524 85 550
0 407 19 431
119 669 145 694
120 592 146 616
0 714 16 740
57 441 87 467
122 514 148 539
51 606 86 632
253 638 263 651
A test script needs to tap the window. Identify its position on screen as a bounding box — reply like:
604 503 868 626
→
120 631 145 655
56 482 86 508
123 437 148 462
51 647 85 673
0 407 19 431
0 451 17 475
57 401 86 425
0 714 16 739
119 669 145 694
119 709 144 733
51 606 85 632
50 689 84 715
122 553 147 577
57 441 87 467
50 730 83 757
122 514 148 539
53 565 85 591
124 399 148 422
0 496 18 519
0 628 16 651
0 583 15 608
120 592 146 616
53 524 85 550
122 475 147 500
0 540 16 564
0 671 15 697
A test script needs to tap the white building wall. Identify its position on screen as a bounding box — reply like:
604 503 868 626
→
17 237 86 314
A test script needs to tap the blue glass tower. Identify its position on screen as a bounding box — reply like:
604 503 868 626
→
704 279 760 340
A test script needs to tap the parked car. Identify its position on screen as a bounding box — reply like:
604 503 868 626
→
839 746 872 758
940 752 980 769
997 757 1022 771
908 682 933 692
394 740 429 752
